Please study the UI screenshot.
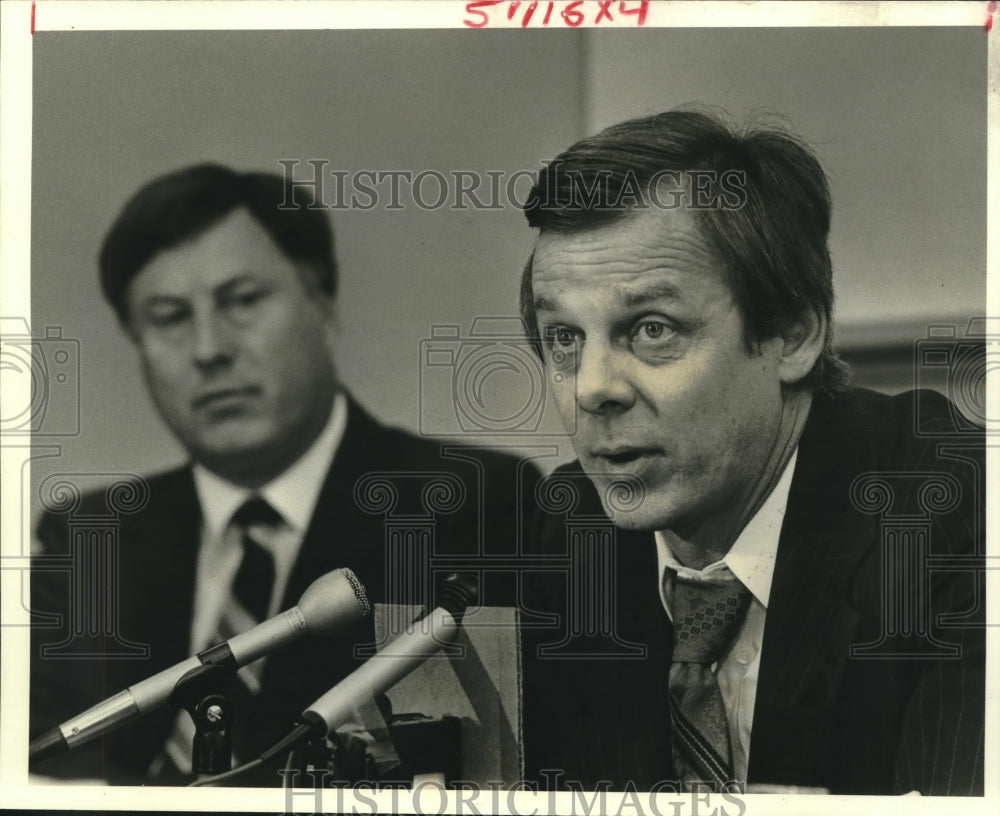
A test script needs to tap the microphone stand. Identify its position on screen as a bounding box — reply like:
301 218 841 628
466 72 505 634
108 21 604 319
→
190 573 478 788
168 663 238 776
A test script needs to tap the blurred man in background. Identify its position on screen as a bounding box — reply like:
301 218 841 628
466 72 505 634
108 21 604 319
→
30 165 532 784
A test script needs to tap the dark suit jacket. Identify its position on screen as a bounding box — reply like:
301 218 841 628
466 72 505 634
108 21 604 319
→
30 396 536 784
520 388 985 795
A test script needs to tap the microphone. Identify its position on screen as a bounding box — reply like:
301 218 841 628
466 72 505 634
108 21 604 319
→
299 573 477 739
29 568 371 764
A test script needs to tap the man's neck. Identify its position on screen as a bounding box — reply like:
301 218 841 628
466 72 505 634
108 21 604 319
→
670 388 813 570
192 391 348 546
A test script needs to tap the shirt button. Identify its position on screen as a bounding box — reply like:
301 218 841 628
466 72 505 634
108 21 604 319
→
736 648 754 665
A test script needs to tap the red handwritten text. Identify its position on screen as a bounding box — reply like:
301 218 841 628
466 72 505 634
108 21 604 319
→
464 1 649 28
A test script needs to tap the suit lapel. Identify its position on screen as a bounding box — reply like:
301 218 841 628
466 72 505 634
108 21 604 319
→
253 400 416 754
747 392 878 787
283 396 386 605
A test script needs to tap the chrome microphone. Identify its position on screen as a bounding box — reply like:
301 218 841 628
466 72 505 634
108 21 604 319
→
30 568 371 764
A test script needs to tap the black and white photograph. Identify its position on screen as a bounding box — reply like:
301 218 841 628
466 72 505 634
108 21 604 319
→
0 2 995 814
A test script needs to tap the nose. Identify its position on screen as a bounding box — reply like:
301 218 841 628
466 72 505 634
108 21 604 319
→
191 309 234 373
574 342 635 416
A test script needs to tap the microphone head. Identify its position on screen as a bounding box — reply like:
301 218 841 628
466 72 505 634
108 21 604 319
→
436 572 478 619
297 568 372 636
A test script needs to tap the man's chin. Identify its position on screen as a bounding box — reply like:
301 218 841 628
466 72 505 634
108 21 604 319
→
196 430 269 457
582 470 662 529
186 426 279 470
602 504 669 532
595 485 673 532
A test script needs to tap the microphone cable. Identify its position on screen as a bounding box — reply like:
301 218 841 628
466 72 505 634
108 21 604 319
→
188 722 313 787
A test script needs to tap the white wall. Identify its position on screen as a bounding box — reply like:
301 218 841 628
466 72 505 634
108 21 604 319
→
584 27 986 335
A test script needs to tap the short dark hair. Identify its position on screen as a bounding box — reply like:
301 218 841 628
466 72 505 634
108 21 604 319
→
98 163 337 321
520 109 849 392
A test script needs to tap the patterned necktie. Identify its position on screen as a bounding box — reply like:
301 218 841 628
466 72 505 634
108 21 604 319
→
667 568 751 790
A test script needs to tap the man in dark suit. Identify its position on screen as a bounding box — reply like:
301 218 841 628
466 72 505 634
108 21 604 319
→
516 111 985 795
29 165 533 785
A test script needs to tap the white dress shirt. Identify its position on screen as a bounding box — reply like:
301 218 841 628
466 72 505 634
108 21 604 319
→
188 391 348 652
655 448 798 783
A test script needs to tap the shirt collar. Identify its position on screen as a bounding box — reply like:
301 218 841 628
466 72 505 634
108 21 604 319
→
655 447 798 610
193 391 348 542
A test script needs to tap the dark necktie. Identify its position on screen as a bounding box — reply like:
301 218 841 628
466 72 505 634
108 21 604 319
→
667 568 751 790
230 497 281 622
151 497 283 779
212 497 283 768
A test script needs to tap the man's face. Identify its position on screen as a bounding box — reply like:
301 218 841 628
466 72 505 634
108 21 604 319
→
125 208 338 485
531 206 788 536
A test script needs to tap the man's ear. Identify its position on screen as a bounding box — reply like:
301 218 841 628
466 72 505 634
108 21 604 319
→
318 294 340 349
777 307 826 385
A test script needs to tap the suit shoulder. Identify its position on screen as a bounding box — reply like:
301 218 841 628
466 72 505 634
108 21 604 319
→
879 388 981 469
840 387 983 545
375 424 539 479
846 385 962 428
815 386 981 466
35 466 193 538
348 395 540 480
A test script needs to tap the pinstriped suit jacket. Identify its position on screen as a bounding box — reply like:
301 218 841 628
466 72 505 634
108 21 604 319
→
521 387 985 795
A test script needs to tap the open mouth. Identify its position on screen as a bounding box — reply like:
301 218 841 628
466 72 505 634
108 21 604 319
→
592 447 656 467
604 450 644 465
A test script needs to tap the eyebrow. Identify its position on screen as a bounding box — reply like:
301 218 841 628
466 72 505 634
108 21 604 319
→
533 283 683 314
214 273 263 295
139 293 187 308
138 272 262 303
622 283 683 307
533 294 560 313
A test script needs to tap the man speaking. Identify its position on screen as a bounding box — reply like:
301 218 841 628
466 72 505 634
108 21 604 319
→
29 165 530 784
518 110 985 795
